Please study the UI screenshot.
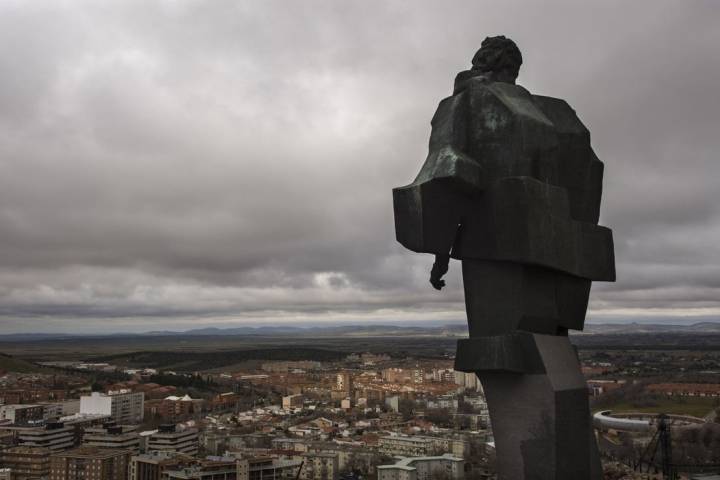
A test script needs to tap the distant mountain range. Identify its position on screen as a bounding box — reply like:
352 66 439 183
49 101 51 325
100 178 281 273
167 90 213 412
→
1 321 720 342
145 324 470 337
582 322 720 334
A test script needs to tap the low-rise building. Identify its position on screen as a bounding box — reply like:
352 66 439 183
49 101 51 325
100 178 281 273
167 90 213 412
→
260 361 321 373
236 457 303 480
164 457 237 480
270 438 308 453
647 383 720 397
427 396 458 411
39 400 80 420
129 451 197 480
0 405 44 425
377 454 464 480
378 436 435 457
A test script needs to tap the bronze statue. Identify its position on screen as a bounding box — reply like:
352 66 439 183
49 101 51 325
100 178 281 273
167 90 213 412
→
393 36 615 479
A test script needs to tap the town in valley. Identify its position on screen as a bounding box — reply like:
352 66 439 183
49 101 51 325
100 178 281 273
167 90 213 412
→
1 324 720 479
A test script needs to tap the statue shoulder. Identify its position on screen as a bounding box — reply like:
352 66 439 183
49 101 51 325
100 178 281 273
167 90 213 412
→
462 80 553 129
532 94 589 137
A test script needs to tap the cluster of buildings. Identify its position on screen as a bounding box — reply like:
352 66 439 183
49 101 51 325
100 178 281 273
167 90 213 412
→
4 340 720 479
645 383 720 397
0 352 506 479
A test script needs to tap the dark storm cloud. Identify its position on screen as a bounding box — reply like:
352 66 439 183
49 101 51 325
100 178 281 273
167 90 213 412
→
0 0 719 332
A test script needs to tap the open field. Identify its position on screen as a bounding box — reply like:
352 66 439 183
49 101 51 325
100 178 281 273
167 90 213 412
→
573 333 720 350
0 353 49 373
0 334 459 365
91 347 348 371
3 331 720 374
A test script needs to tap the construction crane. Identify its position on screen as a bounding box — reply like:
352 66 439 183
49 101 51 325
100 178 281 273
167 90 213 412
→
635 414 675 479
634 413 720 479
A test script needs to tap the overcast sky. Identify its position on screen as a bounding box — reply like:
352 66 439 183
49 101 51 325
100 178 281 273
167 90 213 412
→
1 0 719 333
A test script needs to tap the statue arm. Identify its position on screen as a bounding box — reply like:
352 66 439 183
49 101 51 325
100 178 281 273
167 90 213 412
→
393 92 484 290
421 93 483 290
430 253 450 290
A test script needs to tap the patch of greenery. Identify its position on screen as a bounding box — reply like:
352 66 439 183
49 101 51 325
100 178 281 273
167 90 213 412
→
149 373 217 389
90 347 347 371
0 353 46 373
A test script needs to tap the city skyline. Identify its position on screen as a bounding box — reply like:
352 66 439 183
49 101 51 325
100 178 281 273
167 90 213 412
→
2 1 720 333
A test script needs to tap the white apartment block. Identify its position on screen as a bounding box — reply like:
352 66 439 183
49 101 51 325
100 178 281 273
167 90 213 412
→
378 436 469 458
80 390 144 424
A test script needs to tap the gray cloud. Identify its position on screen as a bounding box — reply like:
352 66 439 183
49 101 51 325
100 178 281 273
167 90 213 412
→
1 0 719 333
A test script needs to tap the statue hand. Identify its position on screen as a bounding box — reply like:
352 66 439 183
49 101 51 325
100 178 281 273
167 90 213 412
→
430 254 450 291
430 277 446 290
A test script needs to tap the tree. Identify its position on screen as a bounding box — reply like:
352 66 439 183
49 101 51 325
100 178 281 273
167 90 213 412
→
398 399 416 421
457 400 475 414
430 467 453 480
425 408 451 427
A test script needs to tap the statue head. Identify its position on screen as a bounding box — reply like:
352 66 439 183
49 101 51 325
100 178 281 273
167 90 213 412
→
471 36 522 84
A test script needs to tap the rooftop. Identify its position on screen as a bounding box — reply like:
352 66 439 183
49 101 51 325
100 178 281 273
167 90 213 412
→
0 446 51 455
52 446 132 459
377 454 464 471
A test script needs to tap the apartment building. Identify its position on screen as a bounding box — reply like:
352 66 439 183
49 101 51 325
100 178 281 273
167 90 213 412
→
12 422 75 452
49 447 131 480
0 405 46 426
147 424 199 456
80 390 144 424
296 452 339 480
282 394 304 410
82 422 141 453
0 447 51 480
378 436 468 458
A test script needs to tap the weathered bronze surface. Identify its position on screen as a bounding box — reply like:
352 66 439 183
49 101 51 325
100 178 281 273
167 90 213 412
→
393 36 615 479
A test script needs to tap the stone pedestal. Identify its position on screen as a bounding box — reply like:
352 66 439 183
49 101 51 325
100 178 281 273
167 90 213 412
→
456 333 601 479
